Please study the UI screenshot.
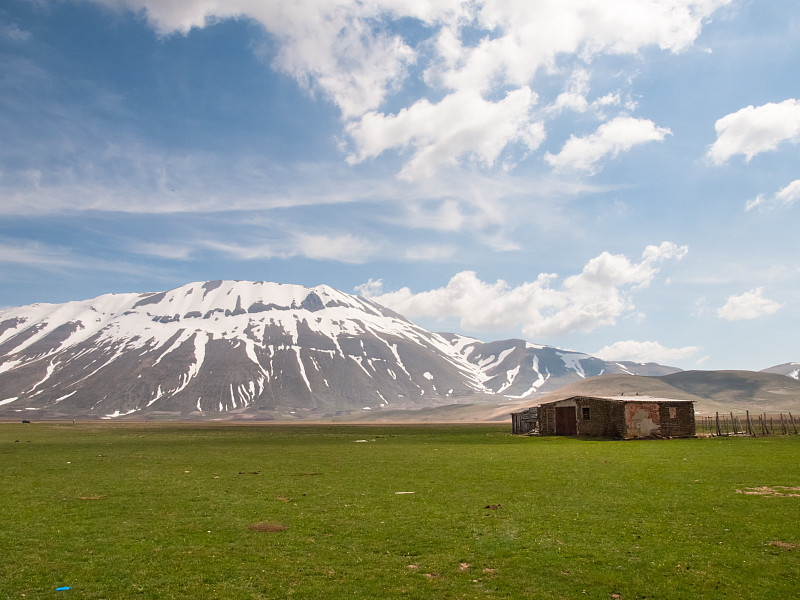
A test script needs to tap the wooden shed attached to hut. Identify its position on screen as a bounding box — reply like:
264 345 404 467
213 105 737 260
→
535 395 695 439
511 406 538 434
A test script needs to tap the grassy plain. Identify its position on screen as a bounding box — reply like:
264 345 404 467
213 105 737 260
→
1 423 799 599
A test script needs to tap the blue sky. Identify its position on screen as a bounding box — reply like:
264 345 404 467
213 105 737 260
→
1 0 798 371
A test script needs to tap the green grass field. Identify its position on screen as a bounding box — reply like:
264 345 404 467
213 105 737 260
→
1 423 798 599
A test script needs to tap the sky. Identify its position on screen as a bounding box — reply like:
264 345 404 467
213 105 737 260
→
0 0 798 371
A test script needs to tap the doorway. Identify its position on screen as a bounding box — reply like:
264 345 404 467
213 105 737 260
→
555 406 577 435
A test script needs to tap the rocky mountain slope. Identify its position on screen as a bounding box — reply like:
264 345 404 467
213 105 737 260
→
0 280 679 420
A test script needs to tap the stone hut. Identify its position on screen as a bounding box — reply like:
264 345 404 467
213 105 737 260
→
534 395 695 439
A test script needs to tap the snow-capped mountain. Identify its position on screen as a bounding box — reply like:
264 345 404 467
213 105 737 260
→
441 335 680 398
0 280 678 420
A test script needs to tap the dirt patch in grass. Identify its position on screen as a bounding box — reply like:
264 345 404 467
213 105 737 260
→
736 486 800 497
78 495 104 500
767 540 799 550
248 522 287 532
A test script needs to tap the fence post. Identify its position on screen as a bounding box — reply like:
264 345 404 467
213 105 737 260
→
715 412 721 436
790 412 798 435
780 413 787 435
746 411 754 436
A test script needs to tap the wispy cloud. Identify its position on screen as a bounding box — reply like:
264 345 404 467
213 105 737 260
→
1 23 31 42
746 179 800 212
0 240 78 269
0 238 158 278
198 232 380 264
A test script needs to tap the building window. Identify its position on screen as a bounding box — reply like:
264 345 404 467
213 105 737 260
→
669 407 677 419
582 406 591 420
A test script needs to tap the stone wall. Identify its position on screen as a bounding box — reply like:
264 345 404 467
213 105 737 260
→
575 396 625 438
538 404 556 435
656 402 695 437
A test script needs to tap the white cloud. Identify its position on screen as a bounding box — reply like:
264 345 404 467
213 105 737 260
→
347 88 545 181
544 69 624 117
427 0 730 93
746 179 800 211
717 287 783 321
545 117 672 173
594 340 700 364
708 99 800 164
360 242 687 337
546 68 591 115
354 278 385 298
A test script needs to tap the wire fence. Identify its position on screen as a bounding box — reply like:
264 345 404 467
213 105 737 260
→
696 411 799 436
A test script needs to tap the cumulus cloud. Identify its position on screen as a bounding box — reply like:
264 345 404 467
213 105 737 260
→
88 0 729 179
746 179 800 211
708 99 800 165
347 88 545 181
359 242 688 337
594 340 700 364
426 0 729 93
717 287 783 321
545 117 672 173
